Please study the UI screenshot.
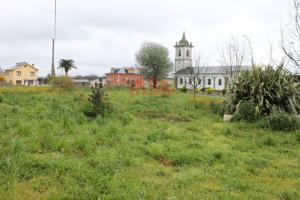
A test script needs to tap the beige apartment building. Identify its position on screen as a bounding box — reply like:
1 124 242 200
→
5 62 38 85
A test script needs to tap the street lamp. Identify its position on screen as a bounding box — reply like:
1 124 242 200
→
51 0 57 84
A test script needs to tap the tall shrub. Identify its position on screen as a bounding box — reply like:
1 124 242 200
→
224 64 300 116
84 81 110 118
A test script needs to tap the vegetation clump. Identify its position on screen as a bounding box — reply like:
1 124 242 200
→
267 113 299 132
222 89 227 95
84 81 110 118
224 65 300 116
52 76 74 89
234 101 257 122
181 86 188 93
206 87 213 95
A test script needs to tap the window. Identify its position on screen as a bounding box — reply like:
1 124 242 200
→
178 49 182 57
186 50 190 57
218 79 222 86
189 79 192 84
208 79 211 85
17 71 21 76
198 79 201 84
180 78 183 84
30 71 35 77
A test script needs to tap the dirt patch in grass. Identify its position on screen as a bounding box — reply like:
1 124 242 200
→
136 110 191 123
159 156 172 167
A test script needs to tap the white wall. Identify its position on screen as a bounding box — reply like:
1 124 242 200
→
175 46 193 72
176 74 226 91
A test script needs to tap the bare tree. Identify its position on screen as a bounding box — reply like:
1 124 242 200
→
184 55 209 97
281 0 300 69
220 36 249 83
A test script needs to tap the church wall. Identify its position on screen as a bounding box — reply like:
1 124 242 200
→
176 74 226 91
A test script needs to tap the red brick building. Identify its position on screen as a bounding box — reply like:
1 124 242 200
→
105 67 145 88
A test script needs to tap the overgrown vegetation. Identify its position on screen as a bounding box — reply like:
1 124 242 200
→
52 76 74 89
234 101 257 122
0 88 299 199
84 82 110 118
267 113 300 132
224 65 300 116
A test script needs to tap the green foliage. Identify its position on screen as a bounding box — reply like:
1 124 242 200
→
0 88 299 199
267 113 299 132
0 94 3 103
222 89 227 95
181 86 187 93
206 87 213 95
58 59 77 76
84 82 110 118
52 76 74 89
234 101 257 122
210 101 224 116
224 65 300 116
135 42 172 88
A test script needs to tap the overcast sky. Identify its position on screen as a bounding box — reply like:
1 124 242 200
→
0 0 292 76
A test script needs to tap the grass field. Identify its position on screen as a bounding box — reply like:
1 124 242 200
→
0 87 299 200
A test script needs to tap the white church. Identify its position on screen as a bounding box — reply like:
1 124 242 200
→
174 32 228 91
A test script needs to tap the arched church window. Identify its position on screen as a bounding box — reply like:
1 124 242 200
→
180 78 183 84
186 50 190 57
178 49 182 57
218 79 222 86
208 79 211 85
198 79 201 84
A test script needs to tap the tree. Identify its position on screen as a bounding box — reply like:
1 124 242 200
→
281 0 300 69
58 59 77 77
135 42 173 89
84 80 111 118
220 36 249 83
184 55 209 97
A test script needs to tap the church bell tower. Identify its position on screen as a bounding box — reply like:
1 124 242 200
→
174 32 193 72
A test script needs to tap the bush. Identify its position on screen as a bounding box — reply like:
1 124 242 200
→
0 94 3 103
206 87 213 95
84 82 110 118
222 89 227 95
210 101 224 116
224 65 300 116
267 113 299 132
200 87 206 92
181 86 187 93
52 76 73 89
234 101 257 122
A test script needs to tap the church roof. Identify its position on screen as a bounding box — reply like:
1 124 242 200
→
176 66 251 75
175 32 193 47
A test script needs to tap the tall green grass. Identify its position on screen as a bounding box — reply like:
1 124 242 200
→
0 87 299 199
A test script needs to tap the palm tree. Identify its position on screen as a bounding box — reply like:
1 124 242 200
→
58 59 77 77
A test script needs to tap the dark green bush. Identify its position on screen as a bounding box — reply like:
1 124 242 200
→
267 113 299 132
222 89 227 95
0 94 3 103
181 86 187 93
84 82 110 118
201 87 206 92
224 65 300 116
234 101 257 122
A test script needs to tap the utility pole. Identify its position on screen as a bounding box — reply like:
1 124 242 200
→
51 0 57 85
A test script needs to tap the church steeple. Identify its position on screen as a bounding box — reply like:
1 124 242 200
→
174 32 194 72
175 32 193 47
